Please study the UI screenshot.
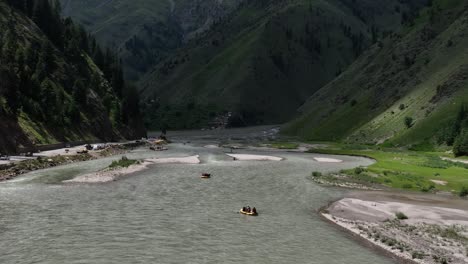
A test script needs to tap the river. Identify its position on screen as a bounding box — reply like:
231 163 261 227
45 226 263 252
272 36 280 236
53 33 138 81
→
0 128 394 264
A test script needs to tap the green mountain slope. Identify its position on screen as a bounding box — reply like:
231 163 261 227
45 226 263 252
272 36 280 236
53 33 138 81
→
60 0 243 81
140 0 427 129
284 0 468 151
0 0 145 154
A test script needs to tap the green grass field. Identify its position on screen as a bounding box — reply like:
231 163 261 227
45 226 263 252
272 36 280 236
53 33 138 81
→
310 144 468 195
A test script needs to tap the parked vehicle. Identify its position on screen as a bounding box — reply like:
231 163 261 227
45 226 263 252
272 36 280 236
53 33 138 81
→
0 155 10 160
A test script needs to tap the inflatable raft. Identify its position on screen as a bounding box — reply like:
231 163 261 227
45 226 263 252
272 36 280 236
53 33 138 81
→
201 173 211 179
239 209 258 216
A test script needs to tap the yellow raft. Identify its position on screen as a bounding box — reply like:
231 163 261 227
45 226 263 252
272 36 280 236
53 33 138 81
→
201 173 211 179
239 209 258 216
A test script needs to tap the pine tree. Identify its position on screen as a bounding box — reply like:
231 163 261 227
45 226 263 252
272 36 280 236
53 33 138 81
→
1 28 17 63
34 39 55 81
121 85 141 125
72 79 88 106
454 130 468 157
39 78 58 120
67 99 81 123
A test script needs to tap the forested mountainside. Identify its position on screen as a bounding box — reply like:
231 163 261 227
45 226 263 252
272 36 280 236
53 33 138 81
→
60 0 244 81
140 0 428 130
0 0 145 154
284 0 468 155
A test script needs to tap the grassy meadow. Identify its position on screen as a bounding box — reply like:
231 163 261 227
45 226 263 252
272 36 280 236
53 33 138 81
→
310 144 468 195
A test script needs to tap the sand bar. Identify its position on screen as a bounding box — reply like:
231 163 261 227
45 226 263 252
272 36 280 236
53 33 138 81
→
328 198 468 225
313 157 343 163
64 161 151 183
146 155 200 164
204 145 219 149
65 155 201 183
227 154 283 161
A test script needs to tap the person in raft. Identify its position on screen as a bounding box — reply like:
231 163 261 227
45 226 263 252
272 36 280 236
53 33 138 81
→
242 206 257 214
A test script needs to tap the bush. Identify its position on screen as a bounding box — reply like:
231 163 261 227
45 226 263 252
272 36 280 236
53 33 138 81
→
420 184 435 193
402 183 413 189
453 131 468 157
312 171 322 177
395 212 408 220
399 104 406 110
459 186 468 197
354 167 365 175
404 116 414 128
109 156 138 168
412 251 424 259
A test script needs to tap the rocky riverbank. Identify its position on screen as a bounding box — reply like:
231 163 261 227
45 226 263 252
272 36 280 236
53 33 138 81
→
0 154 95 182
321 193 468 264
0 143 142 182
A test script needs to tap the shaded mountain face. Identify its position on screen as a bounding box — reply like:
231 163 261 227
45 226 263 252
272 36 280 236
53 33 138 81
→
60 0 244 81
0 0 145 154
284 0 468 150
140 0 428 129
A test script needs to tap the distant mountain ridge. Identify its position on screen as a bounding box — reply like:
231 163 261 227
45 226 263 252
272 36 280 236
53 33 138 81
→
60 0 244 80
139 0 428 129
283 0 468 153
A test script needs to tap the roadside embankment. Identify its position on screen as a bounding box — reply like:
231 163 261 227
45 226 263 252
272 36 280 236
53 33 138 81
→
0 143 145 182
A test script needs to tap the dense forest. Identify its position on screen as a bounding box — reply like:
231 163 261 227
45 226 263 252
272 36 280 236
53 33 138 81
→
0 0 145 153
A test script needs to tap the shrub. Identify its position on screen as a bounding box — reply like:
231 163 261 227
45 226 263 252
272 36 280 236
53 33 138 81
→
395 212 408 220
109 156 138 168
453 131 468 157
312 171 322 177
412 251 425 259
447 39 453 47
399 104 406 110
420 184 435 193
383 178 392 184
459 186 468 197
354 167 365 175
404 116 414 128
402 183 413 189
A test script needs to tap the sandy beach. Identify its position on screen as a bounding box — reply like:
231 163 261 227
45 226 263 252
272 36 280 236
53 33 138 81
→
64 161 152 183
322 193 468 264
226 154 283 161
313 157 343 163
146 155 200 164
